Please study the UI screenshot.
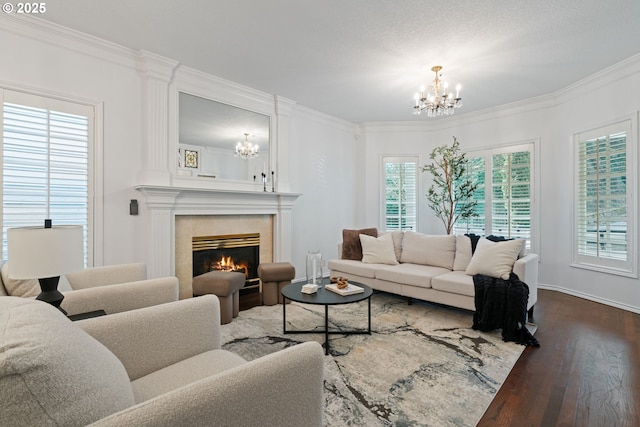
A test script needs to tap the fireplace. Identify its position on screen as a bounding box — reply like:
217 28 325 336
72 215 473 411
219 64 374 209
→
192 233 260 289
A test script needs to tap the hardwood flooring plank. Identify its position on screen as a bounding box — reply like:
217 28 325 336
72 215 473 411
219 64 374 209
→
478 289 640 427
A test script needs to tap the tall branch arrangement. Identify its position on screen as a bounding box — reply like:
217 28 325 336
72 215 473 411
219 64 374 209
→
421 137 478 234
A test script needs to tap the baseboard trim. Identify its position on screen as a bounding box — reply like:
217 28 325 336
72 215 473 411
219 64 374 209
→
538 284 640 314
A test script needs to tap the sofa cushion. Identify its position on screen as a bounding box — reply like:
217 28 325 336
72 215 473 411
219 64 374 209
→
452 234 473 271
399 232 456 270
465 237 525 280
0 297 135 426
131 349 246 403
1 262 40 297
431 271 475 297
328 259 381 279
341 228 378 260
375 263 451 288
360 233 398 265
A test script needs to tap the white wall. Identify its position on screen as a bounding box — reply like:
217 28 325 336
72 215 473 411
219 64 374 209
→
288 106 358 280
360 56 640 313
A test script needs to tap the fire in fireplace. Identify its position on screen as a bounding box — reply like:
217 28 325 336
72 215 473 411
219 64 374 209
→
192 233 260 289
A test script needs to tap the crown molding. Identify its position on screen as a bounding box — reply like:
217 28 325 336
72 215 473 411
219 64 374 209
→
555 52 640 104
0 14 137 70
293 103 358 134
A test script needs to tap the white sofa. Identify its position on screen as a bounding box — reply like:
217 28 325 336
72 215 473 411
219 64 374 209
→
329 230 538 314
0 262 179 316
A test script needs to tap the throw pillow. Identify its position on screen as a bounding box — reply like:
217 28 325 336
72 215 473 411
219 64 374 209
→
452 234 473 271
360 233 398 265
399 231 456 269
0 262 40 298
465 237 525 280
341 228 377 260
377 230 404 261
0 297 135 425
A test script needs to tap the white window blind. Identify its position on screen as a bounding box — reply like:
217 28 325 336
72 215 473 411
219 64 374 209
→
491 151 531 242
574 119 635 275
454 144 534 251
453 156 485 235
1 89 92 264
383 157 417 231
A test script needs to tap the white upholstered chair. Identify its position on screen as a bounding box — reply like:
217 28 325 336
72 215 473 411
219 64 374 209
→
0 295 325 426
0 261 179 316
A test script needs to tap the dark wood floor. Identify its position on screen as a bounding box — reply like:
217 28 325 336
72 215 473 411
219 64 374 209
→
478 289 640 427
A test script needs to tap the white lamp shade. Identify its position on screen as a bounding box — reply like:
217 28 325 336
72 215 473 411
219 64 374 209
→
7 225 84 279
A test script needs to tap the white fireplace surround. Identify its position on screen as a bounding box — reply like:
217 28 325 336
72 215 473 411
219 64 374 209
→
135 186 300 281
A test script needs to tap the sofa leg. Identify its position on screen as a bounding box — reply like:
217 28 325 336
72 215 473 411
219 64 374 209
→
407 297 412 305
527 305 534 321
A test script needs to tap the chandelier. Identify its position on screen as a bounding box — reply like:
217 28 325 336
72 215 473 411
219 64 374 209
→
413 65 462 117
234 133 259 159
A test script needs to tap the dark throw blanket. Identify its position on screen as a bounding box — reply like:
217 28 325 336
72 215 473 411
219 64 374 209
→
472 272 540 347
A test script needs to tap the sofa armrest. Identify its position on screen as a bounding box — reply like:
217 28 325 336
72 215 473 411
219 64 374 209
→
513 253 538 309
66 263 147 289
60 277 179 316
88 342 325 427
77 295 221 381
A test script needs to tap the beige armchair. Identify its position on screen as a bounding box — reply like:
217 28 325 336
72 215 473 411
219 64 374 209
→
0 262 179 316
0 295 324 427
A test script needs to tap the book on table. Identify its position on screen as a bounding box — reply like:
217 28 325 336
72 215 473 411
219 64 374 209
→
325 283 364 296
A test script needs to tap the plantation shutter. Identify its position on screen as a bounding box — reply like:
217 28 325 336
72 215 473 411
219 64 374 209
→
2 89 91 263
575 121 631 273
383 157 417 231
491 151 531 243
454 156 485 235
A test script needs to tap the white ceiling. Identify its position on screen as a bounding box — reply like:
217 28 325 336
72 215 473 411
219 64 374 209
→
37 0 640 123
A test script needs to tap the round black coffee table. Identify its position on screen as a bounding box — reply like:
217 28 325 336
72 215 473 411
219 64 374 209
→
281 279 373 355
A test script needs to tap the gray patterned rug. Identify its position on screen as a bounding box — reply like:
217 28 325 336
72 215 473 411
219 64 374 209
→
220 291 534 426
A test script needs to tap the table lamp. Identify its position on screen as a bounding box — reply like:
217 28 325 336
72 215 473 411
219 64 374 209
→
7 220 84 315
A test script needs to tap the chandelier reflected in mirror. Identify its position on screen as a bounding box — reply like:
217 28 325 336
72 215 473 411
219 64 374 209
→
234 133 259 159
413 65 462 117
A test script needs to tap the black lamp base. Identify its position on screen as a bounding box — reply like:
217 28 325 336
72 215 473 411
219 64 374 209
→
36 276 67 315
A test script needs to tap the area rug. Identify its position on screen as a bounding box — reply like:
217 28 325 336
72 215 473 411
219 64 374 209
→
220 292 535 426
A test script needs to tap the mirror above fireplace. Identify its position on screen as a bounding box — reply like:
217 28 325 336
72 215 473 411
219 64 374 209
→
178 92 271 182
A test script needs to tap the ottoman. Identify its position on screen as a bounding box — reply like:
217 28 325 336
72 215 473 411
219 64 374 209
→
258 262 295 306
192 271 246 324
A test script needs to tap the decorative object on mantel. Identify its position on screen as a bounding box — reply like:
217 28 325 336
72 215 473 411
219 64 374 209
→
235 132 259 159
271 171 275 192
421 136 478 234
261 172 267 191
184 149 199 168
413 65 462 117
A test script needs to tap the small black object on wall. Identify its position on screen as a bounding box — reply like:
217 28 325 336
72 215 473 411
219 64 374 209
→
130 199 138 215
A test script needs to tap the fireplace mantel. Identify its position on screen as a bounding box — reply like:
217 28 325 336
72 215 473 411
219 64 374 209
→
135 185 301 280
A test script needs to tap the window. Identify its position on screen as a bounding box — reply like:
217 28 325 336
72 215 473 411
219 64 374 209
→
1 89 93 265
382 157 417 231
573 119 637 276
454 143 534 251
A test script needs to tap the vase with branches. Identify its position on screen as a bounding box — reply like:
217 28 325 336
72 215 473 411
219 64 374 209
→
421 137 479 234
